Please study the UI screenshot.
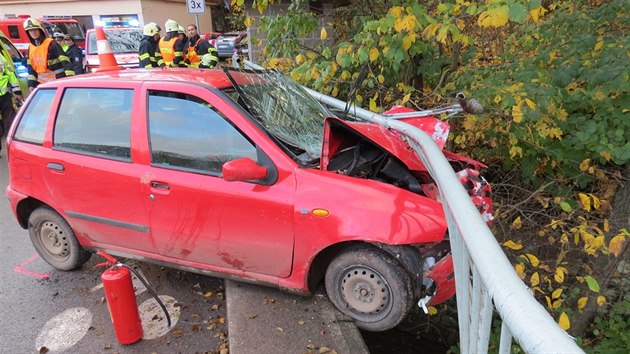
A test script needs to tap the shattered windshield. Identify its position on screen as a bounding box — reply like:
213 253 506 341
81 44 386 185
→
222 69 333 162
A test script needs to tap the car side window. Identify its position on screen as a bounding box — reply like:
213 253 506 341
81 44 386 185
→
53 88 133 160
148 90 257 174
13 89 56 145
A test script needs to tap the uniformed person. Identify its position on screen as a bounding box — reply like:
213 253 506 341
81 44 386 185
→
186 24 218 69
23 18 74 90
158 19 187 67
139 22 165 68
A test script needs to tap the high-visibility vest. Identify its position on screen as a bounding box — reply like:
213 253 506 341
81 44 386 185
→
29 38 56 82
187 39 201 68
159 37 177 66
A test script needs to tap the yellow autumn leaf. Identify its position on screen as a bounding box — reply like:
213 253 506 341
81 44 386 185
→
524 98 536 110
600 151 612 161
503 240 523 250
427 306 438 315
422 23 440 39
530 272 540 287
603 219 610 232
554 267 566 283
577 297 588 310
558 312 570 330
478 6 509 28
597 296 606 306
402 36 412 51
390 6 404 18
244 17 255 28
369 97 377 112
578 193 591 212
401 93 411 105
552 288 563 299
295 54 305 65
331 87 339 97
512 216 523 230
552 299 563 309
608 234 626 257
320 27 328 41
594 39 604 51
589 193 601 210
509 146 523 158
369 48 379 62
515 263 526 279
512 105 523 123
579 159 591 172
545 296 552 309
525 253 539 267
377 75 385 84
529 6 547 24
494 95 502 104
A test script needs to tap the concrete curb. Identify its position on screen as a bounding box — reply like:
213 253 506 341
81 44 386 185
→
226 280 368 354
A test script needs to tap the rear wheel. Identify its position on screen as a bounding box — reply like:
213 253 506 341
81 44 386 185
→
28 206 91 270
325 245 414 331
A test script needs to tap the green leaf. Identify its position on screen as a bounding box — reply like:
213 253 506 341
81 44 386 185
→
509 4 528 24
560 201 572 212
584 276 600 293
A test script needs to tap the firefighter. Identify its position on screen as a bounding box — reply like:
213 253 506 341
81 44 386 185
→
186 24 218 69
158 19 187 67
64 35 84 74
139 22 165 68
0 57 23 151
23 18 74 90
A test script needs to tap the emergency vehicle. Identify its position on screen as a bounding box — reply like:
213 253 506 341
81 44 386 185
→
0 15 85 54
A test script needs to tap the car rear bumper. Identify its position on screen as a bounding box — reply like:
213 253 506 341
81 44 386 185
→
5 185 29 228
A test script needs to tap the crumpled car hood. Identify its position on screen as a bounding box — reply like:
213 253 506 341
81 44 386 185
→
321 116 484 172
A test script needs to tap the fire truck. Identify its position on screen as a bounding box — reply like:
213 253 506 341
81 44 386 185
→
0 15 85 54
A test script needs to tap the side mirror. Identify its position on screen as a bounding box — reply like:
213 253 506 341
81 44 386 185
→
222 157 268 182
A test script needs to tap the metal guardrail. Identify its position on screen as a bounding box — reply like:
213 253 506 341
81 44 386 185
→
244 60 584 354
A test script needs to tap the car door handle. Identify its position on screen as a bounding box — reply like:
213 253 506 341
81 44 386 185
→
47 162 65 171
150 181 170 190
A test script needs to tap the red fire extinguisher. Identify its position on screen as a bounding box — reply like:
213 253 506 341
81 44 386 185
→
95 251 143 345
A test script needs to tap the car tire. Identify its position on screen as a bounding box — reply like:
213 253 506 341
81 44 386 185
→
325 245 414 332
28 206 91 270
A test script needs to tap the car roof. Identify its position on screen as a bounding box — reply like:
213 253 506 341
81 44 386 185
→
39 68 243 90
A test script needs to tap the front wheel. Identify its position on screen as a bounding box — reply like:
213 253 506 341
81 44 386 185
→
28 206 91 270
325 245 414 332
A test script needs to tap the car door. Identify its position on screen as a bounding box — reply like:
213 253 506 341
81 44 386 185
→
46 84 155 252
140 83 296 278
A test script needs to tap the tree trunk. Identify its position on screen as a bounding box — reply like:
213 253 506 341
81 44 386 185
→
569 163 630 337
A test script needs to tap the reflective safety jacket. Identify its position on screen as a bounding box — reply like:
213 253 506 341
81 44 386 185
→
0 62 21 97
26 34 74 88
159 33 187 67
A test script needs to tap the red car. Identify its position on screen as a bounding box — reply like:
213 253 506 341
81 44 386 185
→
5 68 491 331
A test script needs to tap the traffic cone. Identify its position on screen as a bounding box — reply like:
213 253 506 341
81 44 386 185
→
93 26 123 72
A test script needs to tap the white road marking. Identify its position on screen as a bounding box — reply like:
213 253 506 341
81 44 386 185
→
139 295 180 340
35 307 92 353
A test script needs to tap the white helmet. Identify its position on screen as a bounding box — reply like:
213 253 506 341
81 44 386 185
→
144 22 161 36
165 19 179 33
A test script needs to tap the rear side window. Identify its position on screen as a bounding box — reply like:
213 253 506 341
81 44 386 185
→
148 90 257 174
13 89 56 144
54 88 133 160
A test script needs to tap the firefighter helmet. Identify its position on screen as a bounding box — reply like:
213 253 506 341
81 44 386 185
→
143 22 160 36
177 25 185 34
165 19 179 33
23 18 43 32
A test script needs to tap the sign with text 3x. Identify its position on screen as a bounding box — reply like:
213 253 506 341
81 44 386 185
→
187 0 206 14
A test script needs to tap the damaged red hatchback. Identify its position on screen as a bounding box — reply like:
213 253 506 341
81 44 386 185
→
5 68 491 331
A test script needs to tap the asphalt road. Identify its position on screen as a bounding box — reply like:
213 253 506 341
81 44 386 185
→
0 155 228 354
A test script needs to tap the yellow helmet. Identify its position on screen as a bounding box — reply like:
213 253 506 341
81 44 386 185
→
165 19 179 33
178 25 185 34
143 22 161 36
23 17 43 32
